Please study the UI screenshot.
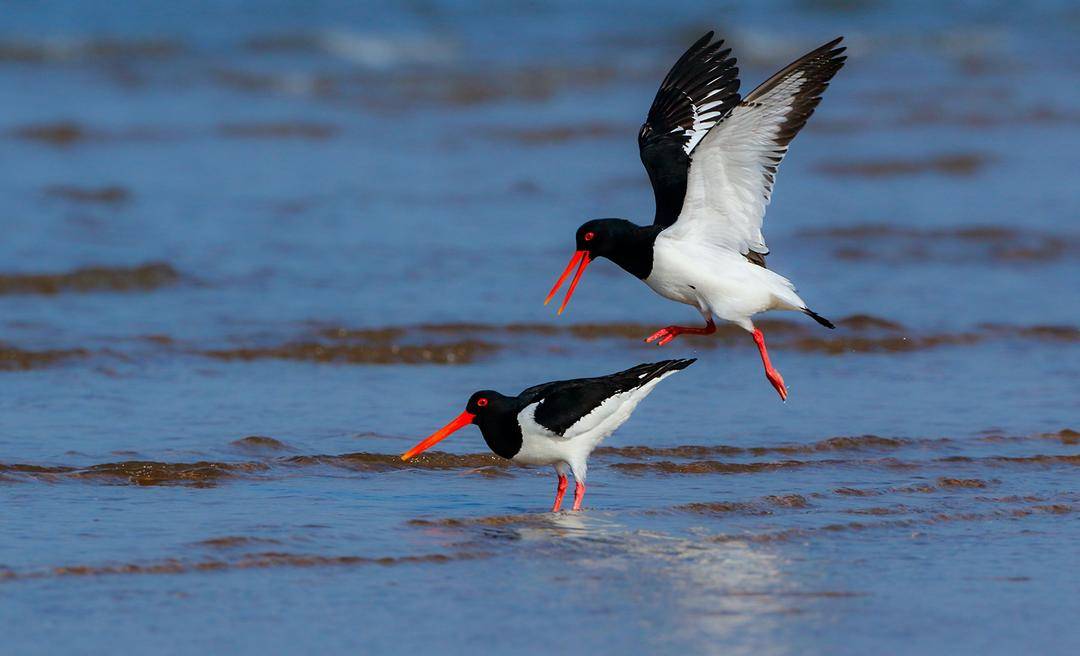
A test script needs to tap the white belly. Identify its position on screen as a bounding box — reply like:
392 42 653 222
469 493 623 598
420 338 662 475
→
646 234 803 325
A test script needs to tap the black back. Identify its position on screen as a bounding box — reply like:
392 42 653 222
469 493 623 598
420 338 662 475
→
523 359 695 436
639 32 740 228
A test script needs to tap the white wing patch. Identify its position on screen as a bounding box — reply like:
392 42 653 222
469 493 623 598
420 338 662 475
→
680 87 736 155
666 71 807 257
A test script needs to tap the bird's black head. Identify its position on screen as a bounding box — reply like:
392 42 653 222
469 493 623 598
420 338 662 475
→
574 218 636 260
545 218 657 314
401 390 523 462
465 390 505 417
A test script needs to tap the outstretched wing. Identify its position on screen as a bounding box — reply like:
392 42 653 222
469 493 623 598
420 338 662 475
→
524 359 694 438
664 37 846 259
639 32 741 228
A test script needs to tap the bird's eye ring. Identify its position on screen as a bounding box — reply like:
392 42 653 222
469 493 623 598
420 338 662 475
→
476 398 488 407
584 231 596 242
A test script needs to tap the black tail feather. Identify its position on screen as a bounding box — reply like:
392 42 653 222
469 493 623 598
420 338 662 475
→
804 308 835 329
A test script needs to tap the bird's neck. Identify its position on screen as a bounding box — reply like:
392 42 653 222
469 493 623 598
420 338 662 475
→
605 223 662 280
475 408 525 460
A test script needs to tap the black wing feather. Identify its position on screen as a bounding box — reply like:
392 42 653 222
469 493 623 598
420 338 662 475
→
639 33 741 228
525 359 695 436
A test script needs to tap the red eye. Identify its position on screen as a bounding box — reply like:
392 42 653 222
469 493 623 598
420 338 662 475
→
476 398 488 407
584 231 596 242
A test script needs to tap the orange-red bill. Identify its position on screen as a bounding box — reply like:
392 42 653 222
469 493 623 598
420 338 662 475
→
400 411 475 461
544 250 591 315
557 252 590 315
544 250 584 306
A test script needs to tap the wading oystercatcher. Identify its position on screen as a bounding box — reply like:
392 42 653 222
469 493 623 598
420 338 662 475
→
544 33 846 401
401 359 694 511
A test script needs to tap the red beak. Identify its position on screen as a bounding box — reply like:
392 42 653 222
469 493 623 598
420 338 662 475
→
543 250 591 315
401 411 475 461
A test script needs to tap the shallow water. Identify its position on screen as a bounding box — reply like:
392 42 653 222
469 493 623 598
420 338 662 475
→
1 1 1079 654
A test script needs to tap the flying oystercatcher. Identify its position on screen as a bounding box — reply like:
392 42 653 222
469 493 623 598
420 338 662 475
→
401 359 694 511
544 33 846 401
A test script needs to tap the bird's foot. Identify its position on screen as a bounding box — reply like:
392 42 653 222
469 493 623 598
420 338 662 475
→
645 319 715 347
765 367 787 402
645 326 685 346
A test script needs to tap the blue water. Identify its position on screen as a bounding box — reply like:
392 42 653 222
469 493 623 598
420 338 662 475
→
2 1 1079 654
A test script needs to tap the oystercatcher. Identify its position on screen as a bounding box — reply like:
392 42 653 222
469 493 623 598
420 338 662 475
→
544 33 845 401
401 359 694 511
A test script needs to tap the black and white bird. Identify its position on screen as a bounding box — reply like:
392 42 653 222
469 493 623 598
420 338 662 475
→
401 359 694 511
544 33 846 401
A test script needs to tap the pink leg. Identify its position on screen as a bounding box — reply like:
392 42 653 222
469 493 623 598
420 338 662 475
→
753 328 787 401
551 474 568 512
645 318 716 346
571 481 586 511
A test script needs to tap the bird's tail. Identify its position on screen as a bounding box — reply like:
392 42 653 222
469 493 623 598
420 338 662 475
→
803 308 835 330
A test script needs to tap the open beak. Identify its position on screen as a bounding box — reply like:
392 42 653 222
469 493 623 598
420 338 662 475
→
543 250 591 315
400 411 475 461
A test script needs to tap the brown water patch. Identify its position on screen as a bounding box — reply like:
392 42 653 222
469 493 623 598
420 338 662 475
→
764 494 811 509
817 153 993 178
0 262 179 295
11 122 88 146
611 459 815 475
0 38 183 63
981 454 1080 467
892 484 938 494
677 501 773 516
937 477 991 489
753 435 915 455
71 460 268 487
202 340 497 365
600 435 925 461
834 487 882 496
0 345 88 371
975 495 1048 504
10 121 173 146
789 333 984 354
840 314 905 331
290 451 508 473
408 513 541 528
308 316 1068 355
985 326 1080 342
490 123 625 145
1025 504 1073 515
800 224 1078 264
43 185 131 204
0 462 76 475
195 536 283 549
218 122 340 140
230 436 293 452
595 444 746 459
1048 429 1080 445
845 505 916 516
4 550 488 582
317 326 408 341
